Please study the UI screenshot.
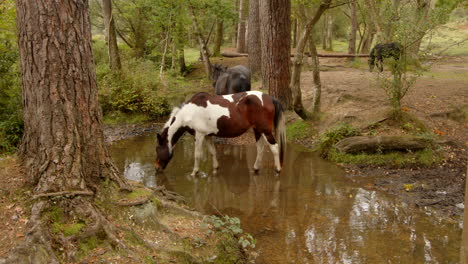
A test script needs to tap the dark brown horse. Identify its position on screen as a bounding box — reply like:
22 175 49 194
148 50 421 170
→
369 42 403 72
155 91 285 176
212 64 251 95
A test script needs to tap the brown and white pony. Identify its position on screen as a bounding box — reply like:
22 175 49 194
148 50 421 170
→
155 91 286 176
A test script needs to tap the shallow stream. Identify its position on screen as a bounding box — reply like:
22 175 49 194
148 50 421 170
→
110 134 461 264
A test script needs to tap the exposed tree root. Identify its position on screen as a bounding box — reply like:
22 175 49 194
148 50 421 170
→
6 196 138 264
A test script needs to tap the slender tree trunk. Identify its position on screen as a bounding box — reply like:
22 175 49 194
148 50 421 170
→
102 0 122 72
236 0 248 53
213 19 223 57
248 0 261 77
360 28 375 53
260 0 292 109
309 32 322 114
292 18 298 48
11 0 130 262
290 1 330 119
160 31 170 79
326 15 333 50
188 4 212 79
347 0 358 57
364 0 387 43
322 15 327 49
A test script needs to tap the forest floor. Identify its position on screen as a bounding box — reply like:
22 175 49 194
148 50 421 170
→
1 54 465 261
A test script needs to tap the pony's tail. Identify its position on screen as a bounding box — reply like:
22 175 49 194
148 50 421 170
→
273 98 286 166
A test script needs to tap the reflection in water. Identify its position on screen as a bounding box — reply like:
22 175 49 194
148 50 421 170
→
110 134 461 264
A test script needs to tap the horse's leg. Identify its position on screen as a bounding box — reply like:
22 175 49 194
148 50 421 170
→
206 136 219 173
253 130 265 172
192 133 205 176
263 133 281 172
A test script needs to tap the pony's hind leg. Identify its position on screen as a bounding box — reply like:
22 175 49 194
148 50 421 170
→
253 130 265 172
206 136 219 173
192 133 206 176
263 133 281 173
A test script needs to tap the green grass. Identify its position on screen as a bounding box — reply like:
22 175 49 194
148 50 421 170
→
286 120 315 141
184 48 201 64
329 148 441 167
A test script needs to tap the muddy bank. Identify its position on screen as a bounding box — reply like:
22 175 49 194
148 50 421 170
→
104 122 161 143
341 144 467 217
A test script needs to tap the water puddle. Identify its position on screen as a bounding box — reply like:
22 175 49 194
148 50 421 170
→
110 134 461 264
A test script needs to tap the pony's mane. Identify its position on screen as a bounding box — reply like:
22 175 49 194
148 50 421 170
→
164 104 184 128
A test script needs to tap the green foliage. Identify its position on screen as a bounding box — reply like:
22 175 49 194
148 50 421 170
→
286 120 315 140
317 123 360 158
95 42 171 119
204 215 256 251
0 0 22 153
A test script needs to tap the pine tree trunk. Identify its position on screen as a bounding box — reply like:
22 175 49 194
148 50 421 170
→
17 0 128 194
347 0 358 57
260 0 292 109
248 0 261 77
102 0 121 72
11 0 130 262
236 0 248 53
213 19 224 57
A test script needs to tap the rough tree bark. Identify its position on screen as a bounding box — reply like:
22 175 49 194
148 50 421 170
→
188 3 212 79
102 0 122 72
11 0 130 262
290 1 331 119
260 0 292 109
213 19 223 57
248 0 261 77
347 0 358 57
236 0 248 53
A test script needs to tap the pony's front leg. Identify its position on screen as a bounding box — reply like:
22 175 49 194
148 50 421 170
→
253 135 265 172
264 134 281 173
191 133 205 176
206 137 219 173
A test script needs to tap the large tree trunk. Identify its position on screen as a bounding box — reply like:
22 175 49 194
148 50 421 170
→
248 0 261 77
102 0 122 72
188 4 212 79
12 0 130 262
236 0 248 53
213 19 223 57
260 0 292 109
290 1 330 119
347 0 358 56
309 32 322 114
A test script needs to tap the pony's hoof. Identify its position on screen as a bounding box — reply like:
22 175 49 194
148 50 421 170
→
191 171 198 177
253 168 260 174
213 168 218 175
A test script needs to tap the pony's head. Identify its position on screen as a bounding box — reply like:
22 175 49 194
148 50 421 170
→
155 129 172 172
155 107 181 172
211 64 228 87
